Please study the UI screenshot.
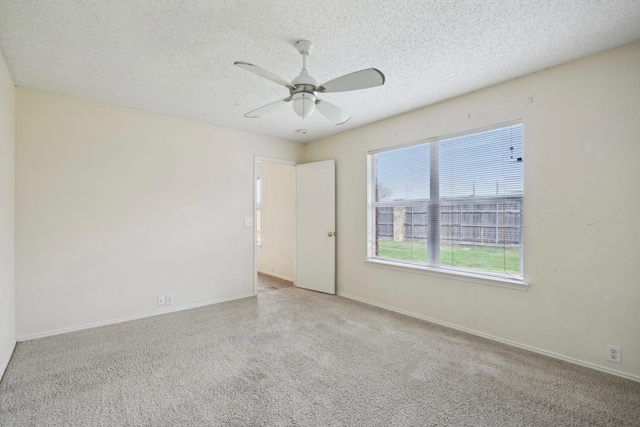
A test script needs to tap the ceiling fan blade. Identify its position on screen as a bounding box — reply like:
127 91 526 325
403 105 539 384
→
234 62 295 90
244 97 291 118
315 99 351 125
317 68 385 93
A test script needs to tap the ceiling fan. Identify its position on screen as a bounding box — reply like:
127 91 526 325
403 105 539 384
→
234 40 385 125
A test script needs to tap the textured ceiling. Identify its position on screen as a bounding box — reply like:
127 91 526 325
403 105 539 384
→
1 1 639 143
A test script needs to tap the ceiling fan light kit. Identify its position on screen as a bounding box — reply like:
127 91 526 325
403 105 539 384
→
292 92 316 118
234 40 385 125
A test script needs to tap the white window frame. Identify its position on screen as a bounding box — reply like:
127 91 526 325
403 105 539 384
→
366 122 527 290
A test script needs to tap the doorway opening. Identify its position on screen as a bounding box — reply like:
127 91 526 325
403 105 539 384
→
254 158 296 294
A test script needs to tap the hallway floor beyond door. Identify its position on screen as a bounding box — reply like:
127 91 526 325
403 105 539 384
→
257 272 293 293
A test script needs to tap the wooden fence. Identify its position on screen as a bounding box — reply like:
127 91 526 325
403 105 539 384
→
376 200 522 246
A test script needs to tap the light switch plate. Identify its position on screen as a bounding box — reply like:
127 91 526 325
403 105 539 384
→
244 217 253 227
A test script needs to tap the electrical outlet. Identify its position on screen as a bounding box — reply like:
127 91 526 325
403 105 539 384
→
166 294 174 305
606 344 621 363
157 295 165 306
339 281 344 290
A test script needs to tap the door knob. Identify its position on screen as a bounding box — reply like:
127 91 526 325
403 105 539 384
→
328 231 336 237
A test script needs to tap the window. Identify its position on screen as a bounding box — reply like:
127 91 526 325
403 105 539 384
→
367 123 523 281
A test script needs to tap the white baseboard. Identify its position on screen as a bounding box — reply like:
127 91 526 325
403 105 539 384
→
257 270 294 283
338 292 640 383
0 340 16 381
17 293 255 342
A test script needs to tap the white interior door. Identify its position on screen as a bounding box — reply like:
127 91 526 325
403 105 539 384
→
296 160 336 294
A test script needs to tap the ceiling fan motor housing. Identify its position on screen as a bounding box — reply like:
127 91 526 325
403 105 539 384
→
291 68 317 88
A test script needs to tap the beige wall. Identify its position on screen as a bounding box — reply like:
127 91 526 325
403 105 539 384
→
256 161 295 281
0 50 15 377
15 88 303 338
303 41 640 379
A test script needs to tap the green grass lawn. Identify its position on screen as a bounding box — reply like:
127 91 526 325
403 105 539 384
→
377 239 520 274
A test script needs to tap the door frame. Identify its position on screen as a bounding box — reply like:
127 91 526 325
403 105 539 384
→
253 156 297 295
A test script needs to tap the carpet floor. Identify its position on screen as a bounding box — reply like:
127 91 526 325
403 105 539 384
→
1 286 639 426
257 273 294 293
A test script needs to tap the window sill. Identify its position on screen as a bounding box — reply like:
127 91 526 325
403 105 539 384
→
364 258 529 290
